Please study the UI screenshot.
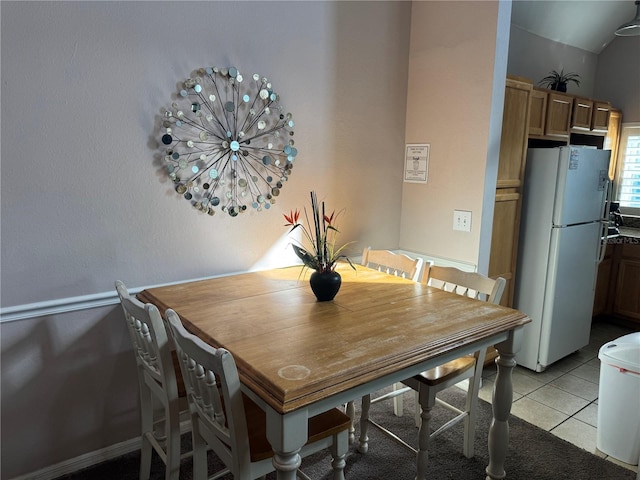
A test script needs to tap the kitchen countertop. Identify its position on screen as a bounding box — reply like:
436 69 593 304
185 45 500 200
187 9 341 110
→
607 227 640 244
618 227 640 238
619 214 640 235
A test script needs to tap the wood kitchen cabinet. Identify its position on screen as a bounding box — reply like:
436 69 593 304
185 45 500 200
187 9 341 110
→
528 89 547 136
528 88 573 139
486 76 532 366
604 109 622 180
592 101 611 132
545 91 573 137
613 243 640 322
489 76 532 307
594 240 640 327
528 87 616 146
572 97 594 130
571 98 611 134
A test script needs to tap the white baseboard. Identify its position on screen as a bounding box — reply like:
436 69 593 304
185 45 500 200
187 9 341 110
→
10 437 141 480
10 421 192 480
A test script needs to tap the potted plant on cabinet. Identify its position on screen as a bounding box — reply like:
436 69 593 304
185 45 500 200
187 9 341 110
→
538 69 581 92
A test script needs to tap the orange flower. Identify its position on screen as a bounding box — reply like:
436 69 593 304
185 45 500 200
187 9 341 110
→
283 192 355 273
283 209 300 227
324 211 335 226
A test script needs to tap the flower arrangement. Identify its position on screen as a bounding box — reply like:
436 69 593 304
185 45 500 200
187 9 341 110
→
284 191 355 274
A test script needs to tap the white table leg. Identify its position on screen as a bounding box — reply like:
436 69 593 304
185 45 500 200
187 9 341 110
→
415 391 432 480
485 332 518 480
266 408 308 480
358 394 371 453
346 401 356 444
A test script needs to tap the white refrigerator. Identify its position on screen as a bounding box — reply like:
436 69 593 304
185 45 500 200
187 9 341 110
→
514 146 610 372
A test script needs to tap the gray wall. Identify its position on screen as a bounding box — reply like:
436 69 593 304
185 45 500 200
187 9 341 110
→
0 2 413 477
508 25 598 97
507 24 640 120
595 34 640 121
0 1 412 308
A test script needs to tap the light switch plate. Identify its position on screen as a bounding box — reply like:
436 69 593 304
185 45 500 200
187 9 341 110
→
453 210 472 232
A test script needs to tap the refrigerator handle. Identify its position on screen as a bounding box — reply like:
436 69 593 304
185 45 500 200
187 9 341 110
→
598 220 608 263
598 178 612 264
603 175 613 222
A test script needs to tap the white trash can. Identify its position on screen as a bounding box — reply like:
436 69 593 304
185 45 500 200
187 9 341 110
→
596 332 640 465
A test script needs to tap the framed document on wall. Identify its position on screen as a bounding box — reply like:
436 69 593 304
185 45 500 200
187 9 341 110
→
404 144 429 183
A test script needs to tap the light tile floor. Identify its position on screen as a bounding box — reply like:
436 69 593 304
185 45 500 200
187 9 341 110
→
476 321 638 474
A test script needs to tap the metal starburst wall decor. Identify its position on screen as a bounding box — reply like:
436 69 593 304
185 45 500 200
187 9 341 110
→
159 66 298 217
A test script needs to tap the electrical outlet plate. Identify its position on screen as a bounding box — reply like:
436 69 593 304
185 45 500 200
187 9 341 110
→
453 210 472 232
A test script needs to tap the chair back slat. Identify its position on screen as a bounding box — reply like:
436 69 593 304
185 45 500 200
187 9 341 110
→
423 266 506 305
138 320 159 372
362 247 423 282
185 355 226 428
116 281 175 391
166 309 252 474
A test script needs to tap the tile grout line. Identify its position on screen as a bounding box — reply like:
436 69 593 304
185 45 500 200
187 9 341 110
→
506 322 638 473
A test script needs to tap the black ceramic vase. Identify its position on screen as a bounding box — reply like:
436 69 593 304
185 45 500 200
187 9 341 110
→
309 270 342 302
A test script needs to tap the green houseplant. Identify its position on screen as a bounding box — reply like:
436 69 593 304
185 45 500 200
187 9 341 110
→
538 69 580 92
284 191 354 301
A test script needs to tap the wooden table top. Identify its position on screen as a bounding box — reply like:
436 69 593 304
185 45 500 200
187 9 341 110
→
138 263 530 414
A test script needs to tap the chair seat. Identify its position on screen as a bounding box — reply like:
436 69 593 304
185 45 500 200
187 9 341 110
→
414 356 476 386
242 394 351 462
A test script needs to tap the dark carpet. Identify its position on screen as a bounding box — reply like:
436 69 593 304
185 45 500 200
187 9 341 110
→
55 387 635 480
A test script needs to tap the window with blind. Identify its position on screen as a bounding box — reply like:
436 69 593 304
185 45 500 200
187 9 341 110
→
615 124 640 213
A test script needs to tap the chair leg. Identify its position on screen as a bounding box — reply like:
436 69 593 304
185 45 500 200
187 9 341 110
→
139 387 154 480
140 433 153 480
192 424 209 480
416 385 436 480
463 352 486 458
392 382 404 416
165 401 181 480
345 401 356 444
357 394 371 453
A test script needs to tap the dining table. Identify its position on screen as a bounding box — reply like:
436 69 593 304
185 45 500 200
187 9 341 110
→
138 262 531 480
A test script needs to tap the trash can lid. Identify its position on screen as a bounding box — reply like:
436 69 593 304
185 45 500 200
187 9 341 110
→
599 333 640 373
612 332 640 345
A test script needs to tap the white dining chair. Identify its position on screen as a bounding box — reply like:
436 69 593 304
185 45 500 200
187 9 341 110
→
358 266 506 480
345 248 425 443
165 308 351 480
361 247 424 282
115 280 190 480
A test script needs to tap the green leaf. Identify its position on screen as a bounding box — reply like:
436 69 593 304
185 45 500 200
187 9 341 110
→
291 244 319 270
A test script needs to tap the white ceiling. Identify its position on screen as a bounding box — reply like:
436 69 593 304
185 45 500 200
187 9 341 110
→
511 0 637 54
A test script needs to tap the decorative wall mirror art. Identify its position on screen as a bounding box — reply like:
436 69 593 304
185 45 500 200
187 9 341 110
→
159 66 297 217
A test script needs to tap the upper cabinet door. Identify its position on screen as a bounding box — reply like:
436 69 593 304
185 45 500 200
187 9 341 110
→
604 109 622 180
498 78 533 188
572 98 594 130
592 102 611 132
545 92 573 137
528 89 547 137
